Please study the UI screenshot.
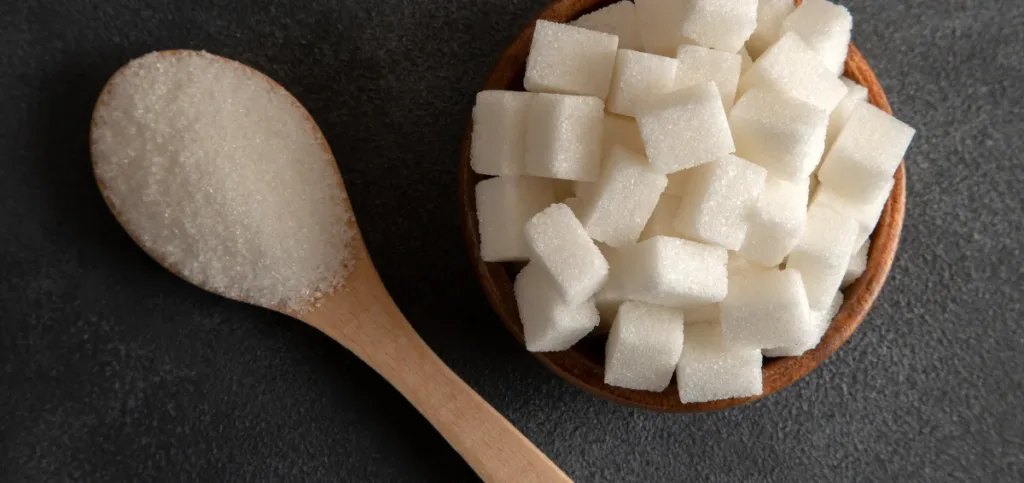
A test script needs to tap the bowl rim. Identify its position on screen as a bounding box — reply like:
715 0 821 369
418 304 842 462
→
457 0 906 412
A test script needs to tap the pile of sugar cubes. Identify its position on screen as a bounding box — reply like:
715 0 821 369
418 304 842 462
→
472 0 914 403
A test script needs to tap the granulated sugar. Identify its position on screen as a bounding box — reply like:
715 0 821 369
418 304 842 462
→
91 51 354 313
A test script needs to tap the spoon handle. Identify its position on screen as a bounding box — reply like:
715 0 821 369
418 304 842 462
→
301 258 571 483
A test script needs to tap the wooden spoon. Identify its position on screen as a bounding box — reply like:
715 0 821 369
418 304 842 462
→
457 0 906 412
91 50 570 482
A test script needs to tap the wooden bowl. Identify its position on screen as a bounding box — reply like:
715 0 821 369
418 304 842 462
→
457 0 906 412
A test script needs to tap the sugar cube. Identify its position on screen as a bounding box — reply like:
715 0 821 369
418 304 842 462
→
571 0 644 51
817 103 915 205
525 203 610 303
675 45 742 110
634 0 689 56
677 322 762 403
676 0 758 53
729 87 828 181
786 203 859 310
781 0 853 75
470 91 533 176
607 50 680 117
684 303 720 325
515 262 600 352
739 33 849 114
673 154 768 251
604 301 685 391
640 194 684 240
618 236 729 307
745 0 796 58
739 176 809 267
811 178 893 250
762 290 844 357
475 176 557 262
525 20 619 99
826 78 870 148
636 82 735 173
524 93 605 181
843 240 869 288
739 46 754 73
720 265 813 349
602 114 646 156
581 147 668 247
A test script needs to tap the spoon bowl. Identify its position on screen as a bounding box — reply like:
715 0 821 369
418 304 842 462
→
458 0 906 412
92 49 569 481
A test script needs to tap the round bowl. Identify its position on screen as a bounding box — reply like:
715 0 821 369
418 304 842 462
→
458 0 906 412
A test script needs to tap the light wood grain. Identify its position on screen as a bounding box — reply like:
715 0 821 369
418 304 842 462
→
457 0 907 412
297 238 571 483
92 49 570 483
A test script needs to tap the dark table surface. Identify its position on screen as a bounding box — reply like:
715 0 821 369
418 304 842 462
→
1 0 1022 481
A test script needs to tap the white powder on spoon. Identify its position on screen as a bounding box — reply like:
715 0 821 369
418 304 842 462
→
91 50 354 313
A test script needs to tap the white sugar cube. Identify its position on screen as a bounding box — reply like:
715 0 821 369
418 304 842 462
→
818 103 915 205
571 0 644 51
677 322 762 403
525 204 609 303
525 20 619 99
826 78 870 147
602 114 646 155
739 46 754 73
635 0 688 56
581 147 668 247
636 82 735 173
618 236 729 307
843 240 869 288
811 178 893 250
676 0 758 53
470 91 533 176
607 50 680 117
781 0 852 75
684 303 720 325
673 154 768 251
739 33 849 114
745 0 795 58
675 45 742 110
739 176 809 267
515 262 600 352
729 87 828 181
604 301 685 391
524 93 605 181
640 194 684 240
476 176 557 262
787 203 859 310
762 290 844 357
720 265 813 349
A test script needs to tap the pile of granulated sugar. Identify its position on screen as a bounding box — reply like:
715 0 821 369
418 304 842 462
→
91 50 354 313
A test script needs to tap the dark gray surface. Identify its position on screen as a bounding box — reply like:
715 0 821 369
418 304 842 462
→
1 0 1021 481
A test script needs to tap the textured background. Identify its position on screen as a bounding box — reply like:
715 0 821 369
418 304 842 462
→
1 0 1022 481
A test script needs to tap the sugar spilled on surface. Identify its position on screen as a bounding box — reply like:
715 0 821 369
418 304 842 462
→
91 50 355 313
